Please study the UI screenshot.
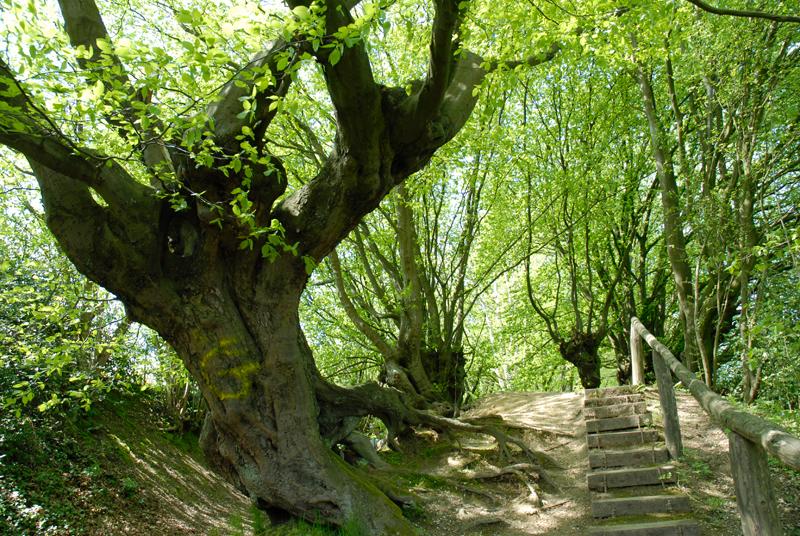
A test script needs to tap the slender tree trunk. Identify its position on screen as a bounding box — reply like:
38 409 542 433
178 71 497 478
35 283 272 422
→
738 164 758 404
396 185 437 399
635 64 705 382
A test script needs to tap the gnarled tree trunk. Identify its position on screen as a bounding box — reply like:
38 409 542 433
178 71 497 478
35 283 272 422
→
0 0 566 529
558 333 602 389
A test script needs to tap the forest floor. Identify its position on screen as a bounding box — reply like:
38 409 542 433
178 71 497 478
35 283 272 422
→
407 387 800 536
3 389 799 535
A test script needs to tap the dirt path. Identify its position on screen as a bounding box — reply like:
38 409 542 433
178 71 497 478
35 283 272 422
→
403 388 798 535
403 391 593 535
656 389 800 535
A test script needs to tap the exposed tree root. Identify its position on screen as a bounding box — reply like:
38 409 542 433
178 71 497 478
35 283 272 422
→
413 411 562 478
314 377 561 515
361 470 420 508
388 467 501 502
467 462 540 480
466 463 542 507
538 499 571 512
343 430 389 469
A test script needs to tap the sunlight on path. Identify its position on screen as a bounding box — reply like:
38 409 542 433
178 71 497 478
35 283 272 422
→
462 391 592 535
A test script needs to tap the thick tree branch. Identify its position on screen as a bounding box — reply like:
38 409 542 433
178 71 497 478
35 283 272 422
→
390 49 486 176
683 0 800 24
0 58 153 215
58 0 126 82
29 162 163 308
207 40 296 153
414 0 462 123
272 0 389 258
301 0 384 158
57 0 173 173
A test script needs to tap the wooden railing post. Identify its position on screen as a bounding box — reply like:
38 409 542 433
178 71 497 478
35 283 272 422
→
630 317 800 534
630 317 644 386
651 349 683 459
729 432 781 536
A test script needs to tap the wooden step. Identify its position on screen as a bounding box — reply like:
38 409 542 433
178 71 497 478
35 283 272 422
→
588 519 700 535
588 465 676 490
588 429 659 448
592 495 691 518
585 386 639 397
585 402 648 420
586 413 652 433
585 394 646 407
589 447 670 469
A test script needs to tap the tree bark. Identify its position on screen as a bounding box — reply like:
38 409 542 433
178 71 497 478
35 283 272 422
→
635 62 704 381
559 332 602 389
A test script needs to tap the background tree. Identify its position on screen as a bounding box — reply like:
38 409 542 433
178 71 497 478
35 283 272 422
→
516 58 660 388
632 5 800 394
315 100 524 412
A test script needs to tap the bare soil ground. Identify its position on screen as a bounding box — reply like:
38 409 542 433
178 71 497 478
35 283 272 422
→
399 391 592 536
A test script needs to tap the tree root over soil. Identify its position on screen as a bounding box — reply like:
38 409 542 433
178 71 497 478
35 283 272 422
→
466 462 544 506
311 377 566 524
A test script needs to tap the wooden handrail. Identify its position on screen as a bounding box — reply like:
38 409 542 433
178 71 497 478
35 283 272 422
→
630 316 798 536
631 317 800 470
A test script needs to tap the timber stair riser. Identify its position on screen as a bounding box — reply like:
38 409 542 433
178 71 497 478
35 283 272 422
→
585 394 646 407
586 386 645 397
584 386 699 535
587 520 700 536
592 496 691 519
587 429 658 448
587 465 676 490
589 448 670 469
586 414 653 433
585 402 648 420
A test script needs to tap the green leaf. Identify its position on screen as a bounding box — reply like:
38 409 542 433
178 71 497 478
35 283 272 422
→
329 47 342 66
302 255 317 275
176 10 194 24
277 56 289 71
95 38 112 53
292 5 311 20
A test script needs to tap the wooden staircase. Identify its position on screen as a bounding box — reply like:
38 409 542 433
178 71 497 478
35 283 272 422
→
583 386 700 535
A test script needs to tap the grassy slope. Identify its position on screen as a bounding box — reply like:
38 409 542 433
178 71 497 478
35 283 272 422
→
0 395 255 535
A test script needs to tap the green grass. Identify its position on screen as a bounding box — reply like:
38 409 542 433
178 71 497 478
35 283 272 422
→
0 394 204 535
0 410 129 534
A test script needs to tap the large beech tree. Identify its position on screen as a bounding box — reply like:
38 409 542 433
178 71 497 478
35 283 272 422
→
0 0 563 531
